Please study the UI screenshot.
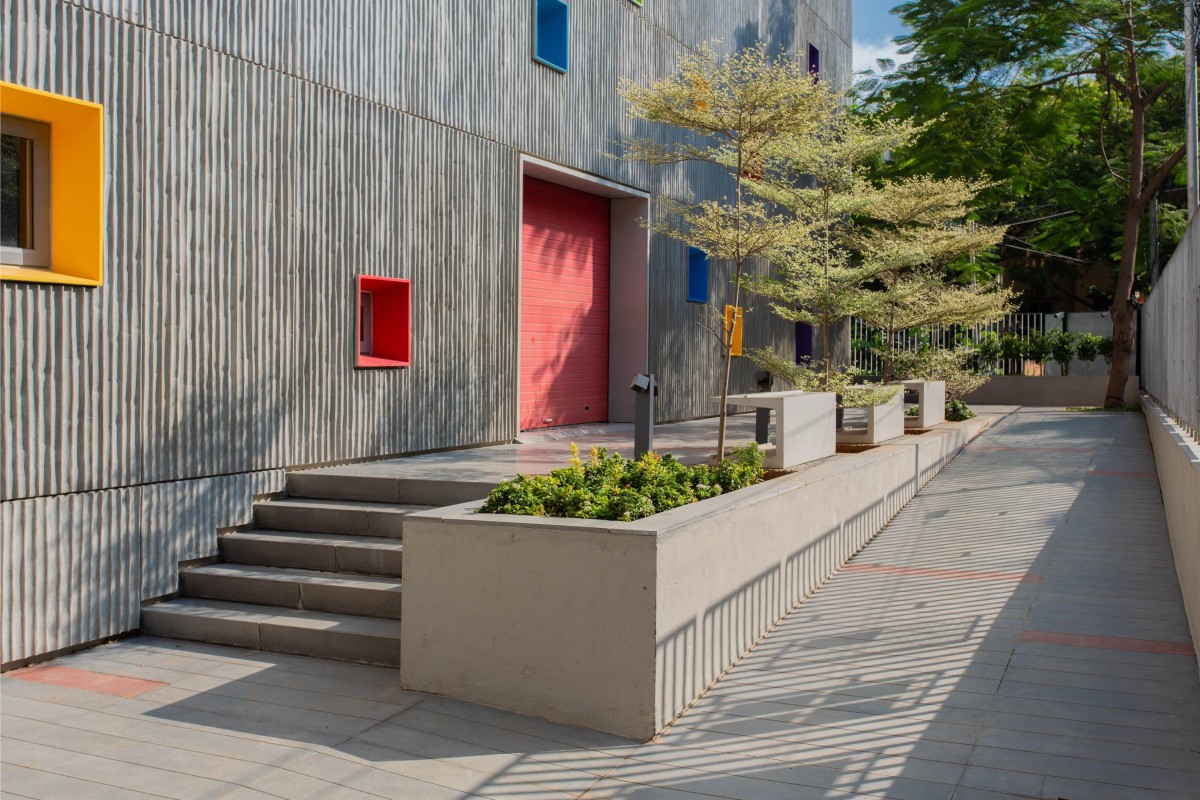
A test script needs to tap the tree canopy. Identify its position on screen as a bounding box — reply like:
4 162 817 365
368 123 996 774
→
855 0 1191 406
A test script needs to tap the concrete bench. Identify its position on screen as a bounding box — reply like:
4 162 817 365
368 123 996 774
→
724 391 836 469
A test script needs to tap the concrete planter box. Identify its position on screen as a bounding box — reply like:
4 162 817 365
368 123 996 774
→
724 391 836 469
836 392 904 445
901 380 946 429
400 416 991 740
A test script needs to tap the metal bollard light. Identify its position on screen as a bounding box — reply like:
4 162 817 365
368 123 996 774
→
754 370 773 445
631 373 657 459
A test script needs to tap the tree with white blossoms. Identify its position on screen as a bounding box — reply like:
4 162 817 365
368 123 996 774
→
617 43 832 460
848 178 1012 383
743 93 1009 399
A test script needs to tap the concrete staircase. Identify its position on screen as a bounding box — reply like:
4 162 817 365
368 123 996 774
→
142 470 493 668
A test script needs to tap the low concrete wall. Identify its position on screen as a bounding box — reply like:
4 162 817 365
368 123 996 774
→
964 375 1138 407
401 415 994 740
1143 396 1200 659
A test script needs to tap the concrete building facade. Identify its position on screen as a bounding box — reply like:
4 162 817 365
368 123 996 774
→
1 0 851 667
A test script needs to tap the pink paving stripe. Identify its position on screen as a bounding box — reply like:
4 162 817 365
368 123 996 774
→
10 665 166 698
843 563 1044 584
969 445 1096 454
1020 630 1195 656
1087 469 1157 478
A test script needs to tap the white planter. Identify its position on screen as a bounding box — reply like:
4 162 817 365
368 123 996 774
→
399 417 991 741
836 392 904 444
724 391 836 469
901 380 946 429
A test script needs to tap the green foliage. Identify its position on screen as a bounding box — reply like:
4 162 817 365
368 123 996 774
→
1075 333 1104 373
748 348 899 406
945 399 977 422
618 43 835 460
1097 335 1115 365
891 347 990 402
968 332 1003 374
855 0 1190 303
841 385 902 408
478 443 764 522
748 348 858 393
1046 330 1077 374
742 102 1008 388
998 335 1026 363
1023 331 1054 365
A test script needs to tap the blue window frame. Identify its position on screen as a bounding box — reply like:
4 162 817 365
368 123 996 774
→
686 247 709 303
534 0 569 73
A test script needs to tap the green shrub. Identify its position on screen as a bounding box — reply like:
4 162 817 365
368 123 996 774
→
1097 335 1114 365
1075 333 1103 373
478 443 765 521
998 334 1025 363
840 384 901 408
1046 330 1077 375
945 399 976 421
968 333 1001 374
1023 331 1053 365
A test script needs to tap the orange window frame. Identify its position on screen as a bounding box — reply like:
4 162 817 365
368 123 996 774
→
1 81 104 286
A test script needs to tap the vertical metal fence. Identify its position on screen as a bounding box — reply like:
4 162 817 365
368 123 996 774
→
850 313 1048 376
1142 219 1200 441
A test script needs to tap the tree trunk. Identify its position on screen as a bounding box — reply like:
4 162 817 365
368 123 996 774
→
716 333 733 458
1105 201 1141 407
1104 99 1145 408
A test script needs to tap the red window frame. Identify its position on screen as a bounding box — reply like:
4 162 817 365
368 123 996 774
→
356 275 411 368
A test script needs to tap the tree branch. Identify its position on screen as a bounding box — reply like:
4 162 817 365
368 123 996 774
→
1017 69 1105 93
1098 85 1128 184
1144 78 1175 105
1135 144 1187 213
1094 62 1133 98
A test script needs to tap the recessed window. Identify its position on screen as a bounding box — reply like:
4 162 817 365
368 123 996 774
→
533 0 569 73
359 291 374 355
686 247 709 303
356 276 411 368
0 82 104 286
1 116 51 268
808 43 820 77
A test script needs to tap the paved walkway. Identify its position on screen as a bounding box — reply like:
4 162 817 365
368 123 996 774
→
3 409 1198 799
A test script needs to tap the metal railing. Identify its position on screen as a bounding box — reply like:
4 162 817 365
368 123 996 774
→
1142 219 1200 441
850 313 1047 376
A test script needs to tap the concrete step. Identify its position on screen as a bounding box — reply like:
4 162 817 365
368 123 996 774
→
219 530 403 576
284 472 495 506
141 598 402 668
180 563 402 619
253 497 431 537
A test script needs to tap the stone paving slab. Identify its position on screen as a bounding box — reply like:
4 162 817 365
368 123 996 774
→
3 408 1199 799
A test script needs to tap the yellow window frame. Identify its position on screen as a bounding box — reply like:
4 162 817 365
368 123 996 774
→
1 81 104 286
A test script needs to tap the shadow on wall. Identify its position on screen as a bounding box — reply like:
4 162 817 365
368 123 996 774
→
655 467 920 724
735 0 798 56
0 384 287 669
123 415 1161 800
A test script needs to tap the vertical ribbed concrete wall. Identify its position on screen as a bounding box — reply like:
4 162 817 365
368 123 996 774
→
1 0 851 666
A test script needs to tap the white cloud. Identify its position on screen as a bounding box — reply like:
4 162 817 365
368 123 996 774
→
852 38 913 75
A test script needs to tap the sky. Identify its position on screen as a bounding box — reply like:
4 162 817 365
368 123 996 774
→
853 0 912 74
